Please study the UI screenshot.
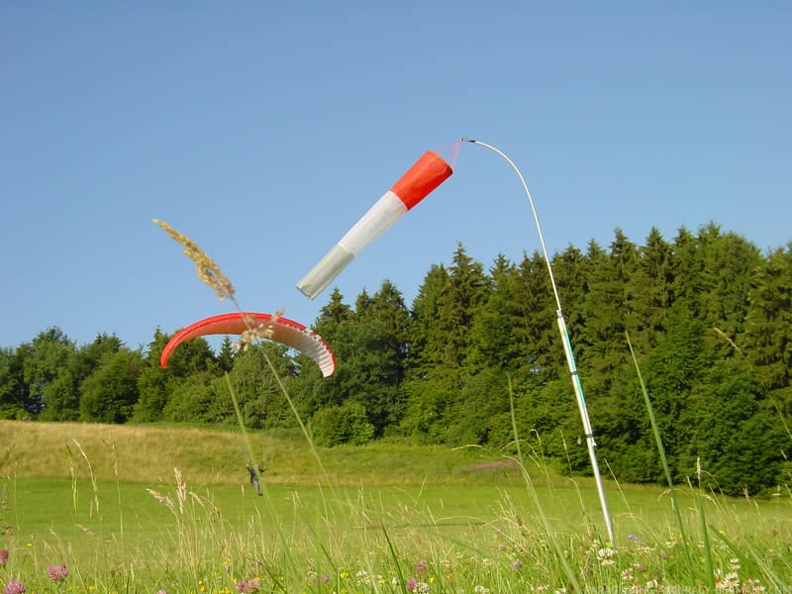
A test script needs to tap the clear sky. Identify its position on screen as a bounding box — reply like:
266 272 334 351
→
2 2 790 351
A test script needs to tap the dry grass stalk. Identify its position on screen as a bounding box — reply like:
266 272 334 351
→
146 488 176 514
174 467 187 513
153 218 236 303
713 327 742 354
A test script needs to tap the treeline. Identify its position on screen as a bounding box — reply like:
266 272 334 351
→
2 223 791 494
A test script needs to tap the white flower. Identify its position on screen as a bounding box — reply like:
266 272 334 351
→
597 547 616 566
621 568 634 580
416 582 431 594
715 572 740 592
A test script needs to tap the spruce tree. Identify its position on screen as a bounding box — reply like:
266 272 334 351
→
631 227 674 352
743 243 792 408
695 223 761 353
401 264 451 439
346 280 411 436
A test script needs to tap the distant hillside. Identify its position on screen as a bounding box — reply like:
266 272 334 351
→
0 420 528 487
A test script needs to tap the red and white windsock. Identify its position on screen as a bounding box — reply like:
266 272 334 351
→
297 150 453 300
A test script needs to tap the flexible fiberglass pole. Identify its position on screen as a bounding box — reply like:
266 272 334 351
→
462 138 614 543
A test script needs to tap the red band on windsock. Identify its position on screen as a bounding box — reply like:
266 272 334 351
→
389 151 453 210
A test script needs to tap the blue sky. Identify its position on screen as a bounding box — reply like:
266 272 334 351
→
2 3 790 351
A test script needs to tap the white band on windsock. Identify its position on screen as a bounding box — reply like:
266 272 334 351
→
297 191 407 299
338 191 407 254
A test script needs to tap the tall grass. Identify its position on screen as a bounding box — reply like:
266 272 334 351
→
2 426 791 592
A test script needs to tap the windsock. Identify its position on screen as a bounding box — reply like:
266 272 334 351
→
296 151 454 300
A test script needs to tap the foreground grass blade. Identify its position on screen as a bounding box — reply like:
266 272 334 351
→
625 332 692 566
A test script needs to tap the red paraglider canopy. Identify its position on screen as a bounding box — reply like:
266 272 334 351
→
160 312 336 377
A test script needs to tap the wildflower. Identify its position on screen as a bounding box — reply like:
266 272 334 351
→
597 547 616 566
729 558 741 571
510 559 523 570
416 560 427 574
47 565 69 582
406 578 417 592
153 219 235 302
741 578 765 593
235 578 260 593
157 590 168 594
627 534 641 543
715 572 740 592
321 573 329 583
0 549 7 565
2 580 25 594
474 586 490 594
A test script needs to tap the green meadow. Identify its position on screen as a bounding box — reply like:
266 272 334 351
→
1 421 791 593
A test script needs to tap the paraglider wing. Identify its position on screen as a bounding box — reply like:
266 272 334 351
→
296 150 453 300
160 312 336 377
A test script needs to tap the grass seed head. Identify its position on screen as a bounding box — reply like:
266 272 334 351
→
153 219 235 302
233 308 285 352
146 488 175 514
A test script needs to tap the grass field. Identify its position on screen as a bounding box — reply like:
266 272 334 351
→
1 420 791 593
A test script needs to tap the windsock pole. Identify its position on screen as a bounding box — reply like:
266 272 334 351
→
297 151 453 300
462 138 615 543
